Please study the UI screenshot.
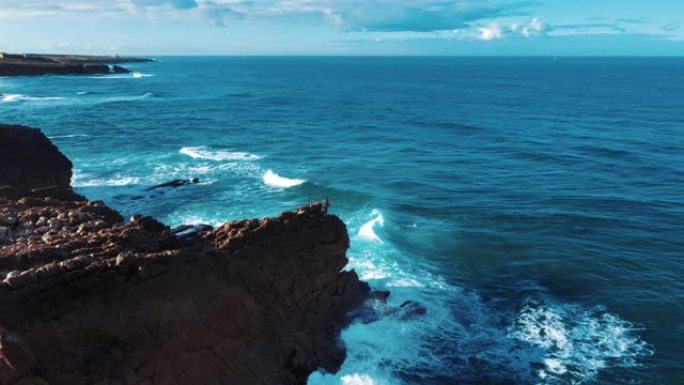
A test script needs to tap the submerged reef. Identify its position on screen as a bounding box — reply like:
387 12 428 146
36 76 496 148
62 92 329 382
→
0 124 370 385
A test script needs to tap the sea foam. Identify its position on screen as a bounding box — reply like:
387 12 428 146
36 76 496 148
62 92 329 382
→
311 209 652 385
180 146 262 161
132 72 154 78
509 301 654 384
262 170 305 188
48 134 90 140
1 94 63 103
358 209 385 243
72 170 141 187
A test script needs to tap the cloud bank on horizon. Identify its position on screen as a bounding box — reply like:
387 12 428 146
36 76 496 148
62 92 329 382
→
0 0 682 55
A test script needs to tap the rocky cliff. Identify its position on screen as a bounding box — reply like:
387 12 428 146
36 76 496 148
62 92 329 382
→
0 124 370 385
0 54 151 76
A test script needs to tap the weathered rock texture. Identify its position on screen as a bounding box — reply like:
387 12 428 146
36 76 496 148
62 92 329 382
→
0 125 369 385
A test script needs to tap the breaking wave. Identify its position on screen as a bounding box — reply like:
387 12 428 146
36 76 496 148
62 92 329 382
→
262 170 305 188
509 300 653 384
180 146 262 161
309 209 653 385
48 134 90 139
133 72 154 78
1 94 64 103
358 209 385 243
72 172 141 187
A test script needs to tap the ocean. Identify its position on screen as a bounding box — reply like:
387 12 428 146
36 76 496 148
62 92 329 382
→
1 57 682 385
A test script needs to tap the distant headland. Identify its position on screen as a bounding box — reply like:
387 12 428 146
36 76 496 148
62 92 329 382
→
0 52 154 76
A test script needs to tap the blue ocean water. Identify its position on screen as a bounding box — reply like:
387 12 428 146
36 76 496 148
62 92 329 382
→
1 57 683 385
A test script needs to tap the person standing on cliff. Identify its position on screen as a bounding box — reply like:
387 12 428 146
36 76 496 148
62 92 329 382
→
323 197 330 215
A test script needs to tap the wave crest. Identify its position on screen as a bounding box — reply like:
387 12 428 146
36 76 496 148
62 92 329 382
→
180 146 262 161
2 94 63 103
262 170 305 188
72 174 140 187
132 72 154 78
358 209 385 243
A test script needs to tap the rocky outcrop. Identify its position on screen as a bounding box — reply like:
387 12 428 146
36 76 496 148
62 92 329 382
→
0 54 152 76
0 125 370 385
0 125 82 201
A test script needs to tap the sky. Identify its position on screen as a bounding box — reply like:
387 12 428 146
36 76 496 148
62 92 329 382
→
0 0 683 56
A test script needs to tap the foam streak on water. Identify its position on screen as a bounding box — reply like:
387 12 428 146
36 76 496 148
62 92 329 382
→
262 170 305 188
180 146 262 161
2 93 64 103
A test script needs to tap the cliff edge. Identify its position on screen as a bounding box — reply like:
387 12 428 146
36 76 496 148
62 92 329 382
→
0 124 370 385
0 53 152 76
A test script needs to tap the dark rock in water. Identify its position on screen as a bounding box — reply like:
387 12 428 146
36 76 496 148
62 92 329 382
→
111 65 129 74
368 290 391 303
398 300 428 320
146 178 200 191
0 125 370 385
351 295 427 324
171 224 214 240
0 125 82 201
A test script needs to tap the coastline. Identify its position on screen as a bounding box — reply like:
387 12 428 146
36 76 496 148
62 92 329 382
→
0 53 153 77
0 124 370 385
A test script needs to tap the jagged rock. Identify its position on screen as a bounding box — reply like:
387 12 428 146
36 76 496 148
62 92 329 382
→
398 300 427 320
0 126 370 385
0 125 82 201
111 65 129 74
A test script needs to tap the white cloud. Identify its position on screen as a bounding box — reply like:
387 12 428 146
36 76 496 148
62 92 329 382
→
521 17 545 37
0 1 558 45
0 1 534 33
478 23 503 41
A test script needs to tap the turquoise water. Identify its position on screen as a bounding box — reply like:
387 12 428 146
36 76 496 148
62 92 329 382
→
1 57 683 385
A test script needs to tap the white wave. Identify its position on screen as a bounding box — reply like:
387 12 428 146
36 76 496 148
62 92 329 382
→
341 374 377 385
386 278 424 288
2 92 151 105
72 171 140 187
180 146 262 161
48 134 90 139
357 209 385 243
1 94 63 103
311 208 651 385
509 301 653 384
262 170 305 188
76 91 91 95
105 92 153 103
86 72 153 79
132 72 154 78
153 163 216 179
180 216 210 226
163 212 225 228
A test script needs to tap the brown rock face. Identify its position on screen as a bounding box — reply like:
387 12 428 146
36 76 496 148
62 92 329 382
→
0 126 370 385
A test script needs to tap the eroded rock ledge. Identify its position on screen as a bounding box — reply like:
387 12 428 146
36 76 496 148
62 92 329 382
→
0 124 370 385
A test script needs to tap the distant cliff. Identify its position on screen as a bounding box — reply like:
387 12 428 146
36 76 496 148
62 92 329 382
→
0 124 370 385
0 53 153 76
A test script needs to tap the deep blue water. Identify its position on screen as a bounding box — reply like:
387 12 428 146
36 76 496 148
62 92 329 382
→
1 57 683 385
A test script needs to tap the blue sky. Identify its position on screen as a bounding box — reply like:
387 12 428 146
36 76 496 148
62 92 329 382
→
0 0 682 55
